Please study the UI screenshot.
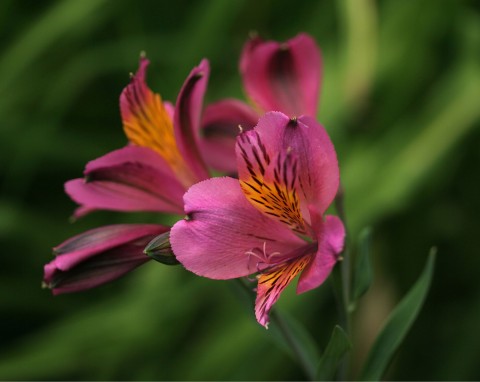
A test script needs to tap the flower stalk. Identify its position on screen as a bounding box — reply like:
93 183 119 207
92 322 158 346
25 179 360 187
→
233 278 316 380
333 183 352 379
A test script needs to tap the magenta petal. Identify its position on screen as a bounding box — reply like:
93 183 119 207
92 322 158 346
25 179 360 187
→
45 224 168 294
200 99 259 173
239 34 264 74
174 59 210 182
255 254 312 328
164 101 175 120
52 224 168 268
241 33 322 117
44 247 148 295
294 115 339 214
297 214 345 294
236 130 309 234
170 177 304 279
243 112 339 215
119 56 149 124
65 146 186 217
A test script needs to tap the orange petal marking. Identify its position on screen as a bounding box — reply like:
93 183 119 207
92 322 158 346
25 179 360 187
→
255 255 312 327
122 71 195 187
238 133 306 234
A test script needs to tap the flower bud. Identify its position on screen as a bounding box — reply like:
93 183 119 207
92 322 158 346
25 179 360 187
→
144 231 180 265
43 224 168 295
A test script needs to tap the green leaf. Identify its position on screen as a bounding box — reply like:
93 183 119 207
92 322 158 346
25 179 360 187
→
316 325 352 380
359 248 436 380
350 227 373 310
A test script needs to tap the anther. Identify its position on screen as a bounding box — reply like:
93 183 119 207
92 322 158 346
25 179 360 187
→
287 117 298 128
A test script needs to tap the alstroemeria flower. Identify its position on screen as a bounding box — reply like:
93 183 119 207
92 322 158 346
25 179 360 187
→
171 112 344 328
200 33 322 173
45 56 213 294
44 224 168 295
66 56 211 218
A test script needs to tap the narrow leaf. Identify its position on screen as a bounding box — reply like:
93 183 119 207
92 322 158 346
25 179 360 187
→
359 248 436 380
350 227 373 310
316 325 352 380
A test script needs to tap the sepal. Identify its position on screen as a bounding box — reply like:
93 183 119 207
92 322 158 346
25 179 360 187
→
144 231 180 266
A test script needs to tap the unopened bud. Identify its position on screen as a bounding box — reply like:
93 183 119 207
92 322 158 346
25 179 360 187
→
144 232 180 266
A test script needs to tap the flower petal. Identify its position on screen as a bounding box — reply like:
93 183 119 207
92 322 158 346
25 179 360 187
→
173 59 210 182
239 33 264 74
170 177 304 280
255 255 312 328
45 224 168 294
293 115 340 214
241 33 322 117
44 245 149 295
241 112 339 216
65 146 185 218
297 214 345 294
236 129 307 234
120 57 196 186
52 224 168 269
199 99 259 173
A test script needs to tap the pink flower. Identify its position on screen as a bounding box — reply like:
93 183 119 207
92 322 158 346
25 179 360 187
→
171 112 344 328
45 56 214 293
66 56 211 218
200 33 322 173
43 224 168 294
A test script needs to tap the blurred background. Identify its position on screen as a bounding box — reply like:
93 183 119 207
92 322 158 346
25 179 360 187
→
1 0 479 379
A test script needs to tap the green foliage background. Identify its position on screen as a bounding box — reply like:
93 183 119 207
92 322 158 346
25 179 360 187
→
1 0 479 379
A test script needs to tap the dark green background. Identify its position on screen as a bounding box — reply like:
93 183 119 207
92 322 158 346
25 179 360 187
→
1 0 479 380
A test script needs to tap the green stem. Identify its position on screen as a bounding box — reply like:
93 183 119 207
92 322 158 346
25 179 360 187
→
232 278 315 380
334 183 352 379
270 310 316 380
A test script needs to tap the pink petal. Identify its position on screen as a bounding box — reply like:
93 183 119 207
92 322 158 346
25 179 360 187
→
200 99 259 173
297 214 345 294
173 59 211 182
239 33 264 74
236 130 308 234
45 246 149 295
120 57 197 187
170 177 304 280
120 56 149 123
164 101 175 120
65 146 186 218
52 224 169 270
45 224 168 294
255 255 312 328
241 112 339 216
241 33 322 117
294 115 339 214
